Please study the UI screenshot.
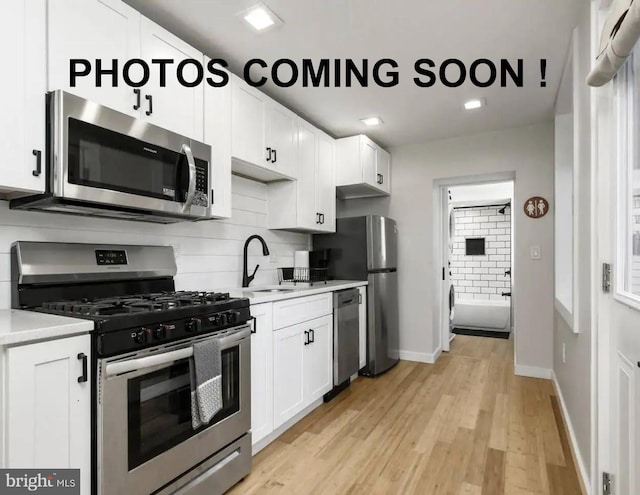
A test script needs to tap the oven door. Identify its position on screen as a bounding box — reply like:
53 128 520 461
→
51 90 212 219
98 326 251 495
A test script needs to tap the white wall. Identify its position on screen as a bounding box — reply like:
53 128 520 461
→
0 175 310 307
450 182 513 205
339 122 555 368
552 0 593 482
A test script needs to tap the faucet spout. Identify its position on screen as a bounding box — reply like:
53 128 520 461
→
242 235 270 288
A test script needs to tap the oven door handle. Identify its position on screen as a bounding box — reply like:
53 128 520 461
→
105 327 251 377
181 143 197 214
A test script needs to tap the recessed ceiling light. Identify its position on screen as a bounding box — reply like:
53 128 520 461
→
242 3 282 31
464 99 485 110
361 116 383 126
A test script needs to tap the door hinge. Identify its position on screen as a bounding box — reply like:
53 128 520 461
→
603 472 612 495
602 263 612 293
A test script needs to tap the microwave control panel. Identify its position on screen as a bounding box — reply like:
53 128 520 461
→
193 164 209 207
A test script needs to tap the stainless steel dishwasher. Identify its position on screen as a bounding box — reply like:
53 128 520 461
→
325 288 360 401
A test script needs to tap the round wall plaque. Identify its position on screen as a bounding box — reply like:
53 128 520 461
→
523 197 549 218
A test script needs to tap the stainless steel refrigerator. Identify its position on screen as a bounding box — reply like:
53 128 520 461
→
313 215 399 376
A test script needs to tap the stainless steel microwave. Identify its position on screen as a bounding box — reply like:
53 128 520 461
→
11 91 213 223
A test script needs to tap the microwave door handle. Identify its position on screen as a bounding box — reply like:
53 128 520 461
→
181 143 197 214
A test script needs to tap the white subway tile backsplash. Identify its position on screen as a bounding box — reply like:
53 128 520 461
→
450 204 512 301
0 176 310 309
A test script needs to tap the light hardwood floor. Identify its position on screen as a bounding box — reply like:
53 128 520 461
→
230 335 583 495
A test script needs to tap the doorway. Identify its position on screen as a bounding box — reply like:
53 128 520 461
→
433 175 515 355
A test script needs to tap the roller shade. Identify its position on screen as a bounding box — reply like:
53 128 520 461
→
587 0 640 86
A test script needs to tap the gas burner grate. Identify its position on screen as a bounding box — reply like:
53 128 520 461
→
38 291 233 317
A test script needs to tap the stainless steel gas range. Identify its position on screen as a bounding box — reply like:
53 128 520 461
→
11 241 252 495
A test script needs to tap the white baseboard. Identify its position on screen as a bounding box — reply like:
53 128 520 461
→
514 364 552 379
551 371 591 495
398 347 441 364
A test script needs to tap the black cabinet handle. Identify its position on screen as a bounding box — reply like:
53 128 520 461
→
266 147 272 162
272 149 277 164
145 94 153 116
32 149 42 177
250 316 257 334
309 329 315 343
380 175 384 184
133 89 141 110
304 330 309 345
319 213 325 224
77 353 88 383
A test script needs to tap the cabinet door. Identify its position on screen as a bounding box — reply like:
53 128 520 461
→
296 122 318 230
250 303 273 445
48 0 141 116
315 132 336 233
140 18 204 140
273 324 305 428
304 315 333 402
360 137 378 187
204 59 232 218
0 0 47 194
358 287 367 369
231 77 267 167
266 103 297 178
6 334 91 495
376 147 391 195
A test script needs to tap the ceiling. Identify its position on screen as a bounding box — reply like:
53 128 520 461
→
125 0 581 147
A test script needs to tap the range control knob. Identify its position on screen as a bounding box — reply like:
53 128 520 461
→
226 311 238 325
185 318 201 333
212 313 226 327
153 325 168 340
132 329 148 345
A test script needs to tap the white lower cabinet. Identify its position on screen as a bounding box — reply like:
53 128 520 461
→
5 334 91 495
273 315 333 429
250 303 273 445
272 322 306 428
303 315 333 400
358 286 367 370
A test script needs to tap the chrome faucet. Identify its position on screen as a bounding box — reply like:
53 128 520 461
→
242 235 270 287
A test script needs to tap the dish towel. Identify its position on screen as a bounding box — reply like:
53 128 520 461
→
189 337 223 429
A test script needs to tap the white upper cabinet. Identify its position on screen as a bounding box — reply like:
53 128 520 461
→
336 135 392 199
267 119 336 233
48 0 204 140
0 0 47 195
203 58 232 218
265 103 297 178
231 76 296 182
139 18 204 140
315 131 337 232
48 0 141 117
376 146 391 195
231 77 266 169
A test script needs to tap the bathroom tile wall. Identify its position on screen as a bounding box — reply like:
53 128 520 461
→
450 205 511 300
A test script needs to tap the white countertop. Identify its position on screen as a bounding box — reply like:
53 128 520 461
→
0 310 94 346
228 280 367 304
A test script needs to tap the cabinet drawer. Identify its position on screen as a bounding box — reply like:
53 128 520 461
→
273 293 332 329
